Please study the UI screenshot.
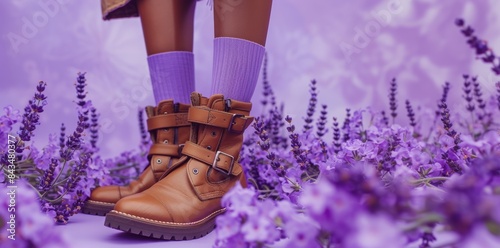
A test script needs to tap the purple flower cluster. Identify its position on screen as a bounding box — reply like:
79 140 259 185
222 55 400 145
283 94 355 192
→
0 180 70 247
0 72 151 231
215 183 320 248
214 19 500 247
0 74 89 224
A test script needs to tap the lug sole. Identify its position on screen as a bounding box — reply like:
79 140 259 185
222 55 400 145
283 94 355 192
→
81 200 115 216
104 209 225 240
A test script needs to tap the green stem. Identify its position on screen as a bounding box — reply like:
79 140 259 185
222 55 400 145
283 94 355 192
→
50 176 72 188
433 240 460 248
411 176 449 185
423 182 446 193
108 164 138 171
403 213 443 231
42 153 74 198
50 155 74 186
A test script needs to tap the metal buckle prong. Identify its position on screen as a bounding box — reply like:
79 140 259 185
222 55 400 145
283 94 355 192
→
227 114 245 133
212 151 234 176
177 144 185 156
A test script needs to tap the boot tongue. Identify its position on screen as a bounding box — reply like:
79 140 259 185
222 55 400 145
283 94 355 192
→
156 100 175 115
206 94 225 111
151 100 176 145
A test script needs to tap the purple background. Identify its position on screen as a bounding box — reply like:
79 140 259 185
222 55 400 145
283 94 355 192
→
1 0 499 156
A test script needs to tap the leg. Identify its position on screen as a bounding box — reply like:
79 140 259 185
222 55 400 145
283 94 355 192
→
211 0 273 102
83 0 196 216
139 0 195 54
214 0 272 46
139 0 196 104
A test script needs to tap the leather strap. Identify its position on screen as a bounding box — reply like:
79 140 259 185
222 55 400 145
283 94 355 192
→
148 143 183 158
147 113 189 131
187 107 254 133
181 141 241 176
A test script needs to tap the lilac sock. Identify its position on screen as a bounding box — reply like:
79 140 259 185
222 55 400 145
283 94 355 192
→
211 37 265 102
148 51 195 104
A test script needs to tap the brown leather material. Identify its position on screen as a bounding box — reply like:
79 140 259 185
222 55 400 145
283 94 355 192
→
87 100 190 208
146 113 189 131
110 93 253 234
148 143 182 157
181 141 242 176
187 106 254 133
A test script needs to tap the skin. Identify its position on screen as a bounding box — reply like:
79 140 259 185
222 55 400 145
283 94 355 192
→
214 0 273 46
138 0 273 55
138 0 196 54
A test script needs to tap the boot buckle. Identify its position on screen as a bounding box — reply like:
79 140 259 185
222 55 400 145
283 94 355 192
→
228 114 246 134
212 151 235 176
177 144 185 156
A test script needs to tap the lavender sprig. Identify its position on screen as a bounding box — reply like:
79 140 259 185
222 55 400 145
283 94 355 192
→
462 75 475 114
261 53 272 107
456 18 500 75
18 81 47 144
138 108 148 144
389 78 398 122
405 100 417 128
316 105 328 137
381 110 389 127
90 107 99 149
59 123 66 155
497 82 500 111
303 80 318 132
332 117 341 154
38 158 58 194
75 72 88 108
342 109 351 142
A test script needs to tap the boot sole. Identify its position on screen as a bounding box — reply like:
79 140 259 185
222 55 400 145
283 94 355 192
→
81 200 115 216
104 209 225 240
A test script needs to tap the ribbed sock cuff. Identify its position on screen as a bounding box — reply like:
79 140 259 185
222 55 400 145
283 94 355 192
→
148 51 195 104
211 37 265 102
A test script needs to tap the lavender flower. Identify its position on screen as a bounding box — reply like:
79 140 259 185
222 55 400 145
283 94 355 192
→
316 105 328 137
381 110 389 127
75 72 88 108
472 76 486 118
89 107 99 149
303 80 318 132
462 75 475 113
496 82 500 111
0 181 70 247
18 81 47 143
283 214 320 248
261 53 272 107
59 123 66 154
456 18 500 75
332 117 341 154
138 108 150 149
405 100 417 128
342 108 351 142
389 78 398 122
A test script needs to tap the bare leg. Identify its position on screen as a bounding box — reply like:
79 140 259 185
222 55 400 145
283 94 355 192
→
214 0 272 46
138 0 196 54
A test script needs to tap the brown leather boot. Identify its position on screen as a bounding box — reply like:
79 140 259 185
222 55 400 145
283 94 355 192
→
82 100 190 216
104 93 253 240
